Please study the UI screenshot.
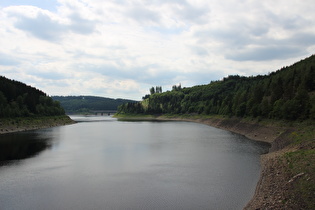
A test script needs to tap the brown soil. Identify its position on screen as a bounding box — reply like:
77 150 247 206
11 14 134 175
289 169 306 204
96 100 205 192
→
244 147 295 210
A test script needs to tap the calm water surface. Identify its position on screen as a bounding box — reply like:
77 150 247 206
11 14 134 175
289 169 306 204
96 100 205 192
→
0 116 269 210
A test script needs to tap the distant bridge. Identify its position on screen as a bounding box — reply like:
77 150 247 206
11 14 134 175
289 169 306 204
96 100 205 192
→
90 110 117 116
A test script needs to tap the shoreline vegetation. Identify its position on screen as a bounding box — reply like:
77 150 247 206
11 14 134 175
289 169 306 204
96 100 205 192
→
0 115 75 135
0 76 75 135
115 113 315 209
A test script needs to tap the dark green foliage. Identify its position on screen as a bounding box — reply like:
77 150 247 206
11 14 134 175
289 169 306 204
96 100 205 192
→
149 86 162 95
149 87 155 95
155 86 162 94
172 84 182 91
142 94 150 100
118 102 144 114
52 96 137 113
0 76 65 118
118 55 315 121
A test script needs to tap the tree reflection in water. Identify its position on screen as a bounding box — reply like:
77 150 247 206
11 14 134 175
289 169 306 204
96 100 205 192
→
0 131 52 165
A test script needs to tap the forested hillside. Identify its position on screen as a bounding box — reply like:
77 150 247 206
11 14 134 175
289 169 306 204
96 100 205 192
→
118 55 315 120
0 76 65 117
52 96 137 114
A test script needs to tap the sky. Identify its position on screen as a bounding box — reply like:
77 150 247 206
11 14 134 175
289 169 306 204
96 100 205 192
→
0 0 314 100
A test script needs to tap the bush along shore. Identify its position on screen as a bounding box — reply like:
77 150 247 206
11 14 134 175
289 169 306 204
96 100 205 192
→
115 113 315 209
0 115 75 134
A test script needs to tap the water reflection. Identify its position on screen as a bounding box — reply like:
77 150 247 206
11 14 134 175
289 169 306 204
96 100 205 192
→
0 131 52 165
0 119 270 209
69 115 116 123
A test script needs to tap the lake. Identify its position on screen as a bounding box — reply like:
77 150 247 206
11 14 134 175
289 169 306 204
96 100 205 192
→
0 116 269 210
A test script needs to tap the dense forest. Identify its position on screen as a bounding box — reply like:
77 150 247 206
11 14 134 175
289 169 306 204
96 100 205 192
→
52 96 137 114
118 55 315 121
0 76 65 118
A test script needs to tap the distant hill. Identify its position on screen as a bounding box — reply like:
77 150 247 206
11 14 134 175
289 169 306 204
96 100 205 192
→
52 96 138 114
0 76 65 117
118 55 315 121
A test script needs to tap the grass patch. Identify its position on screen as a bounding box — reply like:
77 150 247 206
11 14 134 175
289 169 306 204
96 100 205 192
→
0 115 74 134
113 113 158 121
283 148 315 209
282 123 315 209
289 124 315 145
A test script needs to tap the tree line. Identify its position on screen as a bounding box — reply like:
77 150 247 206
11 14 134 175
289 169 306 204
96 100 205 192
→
118 55 315 120
52 96 137 114
0 76 65 117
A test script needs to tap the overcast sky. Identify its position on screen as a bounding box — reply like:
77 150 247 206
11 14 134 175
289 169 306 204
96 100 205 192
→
1 0 314 100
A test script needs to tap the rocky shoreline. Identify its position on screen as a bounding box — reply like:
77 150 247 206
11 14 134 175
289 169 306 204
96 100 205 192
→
0 115 75 134
117 114 314 209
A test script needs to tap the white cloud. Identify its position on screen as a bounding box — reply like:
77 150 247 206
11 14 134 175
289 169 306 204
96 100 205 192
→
0 0 315 100
0 52 20 66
